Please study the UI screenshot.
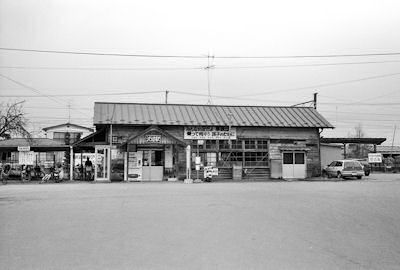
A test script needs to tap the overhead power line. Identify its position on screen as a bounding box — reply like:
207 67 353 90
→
1 59 400 71
0 66 204 71
2 47 400 59
235 72 400 97
0 90 164 97
0 73 67 105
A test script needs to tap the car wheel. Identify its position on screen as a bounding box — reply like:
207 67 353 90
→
357 176 362 179
337 172 343 179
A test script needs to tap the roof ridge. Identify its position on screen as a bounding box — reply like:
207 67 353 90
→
94 101 315 109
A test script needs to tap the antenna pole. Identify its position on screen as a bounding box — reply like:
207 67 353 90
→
313 92 318 109
67 101 71 123
205 54 215 105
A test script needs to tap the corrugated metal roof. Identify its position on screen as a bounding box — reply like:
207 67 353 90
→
94 102 334 128
375 145 400 154
0 138 67 148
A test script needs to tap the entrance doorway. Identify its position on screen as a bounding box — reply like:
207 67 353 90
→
142 150 164 181
282 152 306 179
95 146 110 181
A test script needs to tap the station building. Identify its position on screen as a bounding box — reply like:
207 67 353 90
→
73 102 333 181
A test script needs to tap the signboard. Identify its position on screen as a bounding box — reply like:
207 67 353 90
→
184 126 237 140
195 156 201 165
19 151 34 165
204 166 219 177
18 146 30 151
145 134 161 143
368 153 382 163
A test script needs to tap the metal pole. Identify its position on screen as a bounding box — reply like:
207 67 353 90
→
165 90 169 104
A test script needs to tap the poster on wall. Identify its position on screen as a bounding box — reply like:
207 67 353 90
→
19 151 34 165
128 151 143 181
184 126 237 140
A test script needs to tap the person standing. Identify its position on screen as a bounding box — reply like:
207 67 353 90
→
85 157 93 181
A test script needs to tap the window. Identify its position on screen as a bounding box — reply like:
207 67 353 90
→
295 153 305 164
231 140 243 149
257 140 268 149
53 132 66 141
283 153 293 164
218 140 230 149
191 152 217 167
206 152 217 166
244 140 256 149
53 132 81 143
245 152 268 166
205 140 217 149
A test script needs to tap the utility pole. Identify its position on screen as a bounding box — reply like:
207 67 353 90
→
313 92 318 110
165 90 169 104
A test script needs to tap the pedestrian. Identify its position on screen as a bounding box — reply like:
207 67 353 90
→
1 164 11 184
25 165 32 181
85 157 93 181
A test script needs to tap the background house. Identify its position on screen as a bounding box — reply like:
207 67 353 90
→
43 123 94 145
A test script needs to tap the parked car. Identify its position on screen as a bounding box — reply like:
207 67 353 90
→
322 160 364 179
354 159 371 176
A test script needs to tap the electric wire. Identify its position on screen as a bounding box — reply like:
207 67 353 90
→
2 47 400 59
234 72 400 97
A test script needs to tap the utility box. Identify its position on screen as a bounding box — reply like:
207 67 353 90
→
232 165 242 181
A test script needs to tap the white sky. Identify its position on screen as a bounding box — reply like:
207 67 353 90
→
0 0 399 145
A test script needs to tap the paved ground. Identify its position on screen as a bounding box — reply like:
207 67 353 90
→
1 174 400 270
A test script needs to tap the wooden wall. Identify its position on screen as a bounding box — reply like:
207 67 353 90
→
106 125 321 179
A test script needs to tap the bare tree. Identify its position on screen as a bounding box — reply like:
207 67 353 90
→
0 101 30 139
347 123 367 158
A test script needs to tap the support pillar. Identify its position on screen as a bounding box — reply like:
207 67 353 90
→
69 146 74 181
184 145 192 183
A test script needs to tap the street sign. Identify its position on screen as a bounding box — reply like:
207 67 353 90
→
368 153 382 163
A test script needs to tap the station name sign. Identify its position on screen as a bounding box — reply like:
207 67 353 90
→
18 146 30 151
184 126 237 140
145 134 162 143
